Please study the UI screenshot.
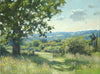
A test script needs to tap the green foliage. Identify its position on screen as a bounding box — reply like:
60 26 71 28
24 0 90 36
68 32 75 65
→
6 45 12 50
86 37 100 52
21 41 31 50
0 0 66 39
54 39 61 42
32 39 41 47
65 37 91 55
43 46 53 52
30 47 41 52
97 37 100 51
39 44 45 50
0 45 9 55
53 46 62 53
40 39 47 43
43 45 62 54
0 0 66 54
21 40 42 52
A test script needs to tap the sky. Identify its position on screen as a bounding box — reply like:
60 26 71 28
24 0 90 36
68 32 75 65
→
48 0 100 32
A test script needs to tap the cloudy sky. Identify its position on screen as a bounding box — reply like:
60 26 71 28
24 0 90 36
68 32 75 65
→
48 0 100 32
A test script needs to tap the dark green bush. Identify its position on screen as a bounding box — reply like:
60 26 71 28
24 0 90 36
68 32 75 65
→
39 44 45 50
32 39 41 47
66 38 90 55
0 45 9 55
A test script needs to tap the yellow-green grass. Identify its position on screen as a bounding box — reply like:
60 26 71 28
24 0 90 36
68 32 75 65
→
0 56 51 74
0 51 100 74
97 37 100 51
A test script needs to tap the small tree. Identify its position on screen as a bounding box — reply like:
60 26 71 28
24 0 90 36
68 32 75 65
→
66 37 89 55
32 39 41 47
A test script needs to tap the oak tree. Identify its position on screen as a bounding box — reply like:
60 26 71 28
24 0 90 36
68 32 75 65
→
0 0 65 55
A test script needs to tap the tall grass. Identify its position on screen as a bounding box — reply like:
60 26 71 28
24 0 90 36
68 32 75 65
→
0 56 52 74
0 52 100 74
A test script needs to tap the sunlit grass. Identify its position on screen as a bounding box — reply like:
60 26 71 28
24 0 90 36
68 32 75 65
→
0 51 100 74
0 56 52 74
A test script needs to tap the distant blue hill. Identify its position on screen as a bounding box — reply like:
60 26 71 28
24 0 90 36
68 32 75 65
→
24 30 100 42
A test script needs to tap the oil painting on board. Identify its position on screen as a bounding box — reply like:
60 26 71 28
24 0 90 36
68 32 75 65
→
0 0 100 74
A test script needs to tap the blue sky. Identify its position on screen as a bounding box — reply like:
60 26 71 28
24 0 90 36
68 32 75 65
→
48 0 100 32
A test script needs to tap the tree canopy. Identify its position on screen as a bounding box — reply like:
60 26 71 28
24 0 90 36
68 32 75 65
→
0 0 66 55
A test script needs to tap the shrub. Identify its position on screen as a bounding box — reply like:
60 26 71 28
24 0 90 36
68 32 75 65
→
0 45 9 55
54 39 61 42
65 37 90 55
6 46 12 50
53 46 62 53
43 46 53 52
39 44 45 50
32 39 41 47
43 46 62 54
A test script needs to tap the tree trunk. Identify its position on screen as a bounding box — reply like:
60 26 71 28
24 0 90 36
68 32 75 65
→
12 37 20 55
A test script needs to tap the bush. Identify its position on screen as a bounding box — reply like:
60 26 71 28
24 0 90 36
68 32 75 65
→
6 46 12 50
65 37 90 55
53 46 62 53
39 44 45 50
21 42 31 50
32 39 41 47
43 46 53 52
43 46 61 54
54 39 61 42
0 45 9 55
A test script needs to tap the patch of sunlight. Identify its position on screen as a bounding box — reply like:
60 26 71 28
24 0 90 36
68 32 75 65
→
52 57 66 62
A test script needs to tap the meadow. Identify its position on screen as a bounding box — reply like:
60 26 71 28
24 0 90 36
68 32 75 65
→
0 37 100 74
0 51 100 74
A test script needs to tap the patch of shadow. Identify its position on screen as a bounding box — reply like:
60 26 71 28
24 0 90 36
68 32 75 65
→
64 59 89 65
24 54 51 66
64 59 89 71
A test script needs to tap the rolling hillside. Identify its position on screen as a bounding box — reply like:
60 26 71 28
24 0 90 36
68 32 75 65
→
24 30 100 42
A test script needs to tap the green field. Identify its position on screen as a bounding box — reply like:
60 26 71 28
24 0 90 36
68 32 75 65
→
0 51 100 74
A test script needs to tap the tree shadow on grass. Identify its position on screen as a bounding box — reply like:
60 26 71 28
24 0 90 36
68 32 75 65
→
64 59 89 65
51 59 89 71
25 54 89 72
0 52 90 72
22 53 63 67
64 59 89 70
19 54 67 71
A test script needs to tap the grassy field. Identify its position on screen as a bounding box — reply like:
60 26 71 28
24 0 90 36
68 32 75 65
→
0 51 100 74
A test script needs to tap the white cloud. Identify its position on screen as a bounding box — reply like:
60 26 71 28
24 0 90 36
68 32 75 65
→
70 9 87 21
47 16 99 32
